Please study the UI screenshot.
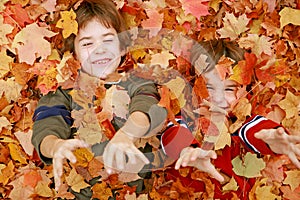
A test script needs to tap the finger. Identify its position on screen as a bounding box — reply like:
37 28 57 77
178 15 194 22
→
209 168 224 182
53 158 63 191
175 157 184 170
288 152 300 169
115 151 125 170
254 130 269 139
66 139 89 149
103 145 115 169
63 150 77 163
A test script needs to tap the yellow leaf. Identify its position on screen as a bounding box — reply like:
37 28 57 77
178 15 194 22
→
255 185 281 200
163 76 186 108
66 168 90 193
0 161 15 185
73 148 94 167
56 9 78 38
35 181 54 197
8 143 28 164
232 152 265 178
283 170 300 191
214 121 231 150
279 7 300 29
222 177 238 191
278 90 300 119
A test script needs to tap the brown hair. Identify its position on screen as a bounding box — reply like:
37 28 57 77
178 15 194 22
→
62 0 130 53
191 40 245 74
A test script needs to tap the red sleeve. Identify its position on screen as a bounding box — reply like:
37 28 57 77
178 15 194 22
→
161 117 200 160
237 115 285 155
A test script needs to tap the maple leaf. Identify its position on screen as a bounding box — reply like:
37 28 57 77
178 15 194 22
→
11 23 57 65
279 7 300 29
55 183 76 199
232 152 266 178
73 148 94 168
9 179 34 200
179 0 210 19
141 9 163 38
65 168 90 193
150 50 175 68
92 182 113 200
283 170 300 191
0 50 13 79
3 3 33 28
278 90 300 119
217 13 250 40
56 9 78 38
0 15 14 46
35 181 53 198
238 34 274 56
229 52 257 85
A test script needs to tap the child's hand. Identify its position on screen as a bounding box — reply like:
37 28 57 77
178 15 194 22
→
51 138 89 191
103 129 150 174
255 127 300 168
175 147 224 182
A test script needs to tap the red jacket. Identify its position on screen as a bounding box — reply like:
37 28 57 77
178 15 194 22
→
161 115 282 199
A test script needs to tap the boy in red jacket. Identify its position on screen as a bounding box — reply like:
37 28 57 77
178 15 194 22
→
160 40 300 199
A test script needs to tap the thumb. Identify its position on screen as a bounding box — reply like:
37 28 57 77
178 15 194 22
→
254 130 268 139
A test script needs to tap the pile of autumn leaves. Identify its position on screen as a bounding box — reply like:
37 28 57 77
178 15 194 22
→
0 0 300 199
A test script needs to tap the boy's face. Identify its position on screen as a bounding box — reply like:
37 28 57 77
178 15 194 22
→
74 18 123 79
204 69 238 113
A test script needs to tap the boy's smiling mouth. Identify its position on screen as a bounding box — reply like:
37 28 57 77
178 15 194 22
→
92 58 112 65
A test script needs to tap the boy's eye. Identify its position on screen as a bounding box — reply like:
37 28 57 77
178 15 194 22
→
82 42 93 47
103 38 114 43
225 88 235 92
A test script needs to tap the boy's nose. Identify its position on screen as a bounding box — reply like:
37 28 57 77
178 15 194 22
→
212 92 229 108
94 43 106 54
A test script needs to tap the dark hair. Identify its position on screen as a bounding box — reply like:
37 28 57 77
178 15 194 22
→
62 0 130 53
191 40 245 74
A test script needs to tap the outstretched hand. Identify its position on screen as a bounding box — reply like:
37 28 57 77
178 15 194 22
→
255 127 300 168
51 138 89 191
175 147 224 182
102 130 149 174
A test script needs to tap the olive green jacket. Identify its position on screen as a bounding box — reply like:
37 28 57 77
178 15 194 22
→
32 75 167 164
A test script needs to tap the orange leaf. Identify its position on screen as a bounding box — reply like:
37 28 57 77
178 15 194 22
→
23 170 42 188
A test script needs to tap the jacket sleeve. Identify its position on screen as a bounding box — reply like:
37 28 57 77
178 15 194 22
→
236 115 284 155
119 75 168 137
161 116 201 159
31 88 73 164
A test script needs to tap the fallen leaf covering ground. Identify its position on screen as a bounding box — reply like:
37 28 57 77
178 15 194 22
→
0 0 300 199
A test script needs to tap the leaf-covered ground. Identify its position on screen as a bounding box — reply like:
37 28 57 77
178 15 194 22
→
0 0 300 199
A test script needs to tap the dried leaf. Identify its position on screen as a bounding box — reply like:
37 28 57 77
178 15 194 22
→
11 23 57 65
65 168 90 193
56 9 78 38
232 152 266 178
